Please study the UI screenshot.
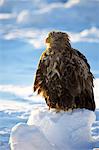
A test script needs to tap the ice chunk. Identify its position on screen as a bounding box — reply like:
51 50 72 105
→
10 107 96 150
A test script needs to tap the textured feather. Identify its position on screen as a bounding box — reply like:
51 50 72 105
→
33 31 95 111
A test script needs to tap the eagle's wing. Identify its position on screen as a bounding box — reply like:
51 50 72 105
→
33 51 49 95
75 49 91 70
74 49 95 111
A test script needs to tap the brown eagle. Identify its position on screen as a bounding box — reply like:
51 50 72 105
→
33 31 95 111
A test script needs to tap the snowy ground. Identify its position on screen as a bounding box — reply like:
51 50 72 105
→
10 108 98 150
0 79 98 150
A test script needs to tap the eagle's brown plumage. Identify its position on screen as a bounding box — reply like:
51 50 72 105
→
33 31 95 111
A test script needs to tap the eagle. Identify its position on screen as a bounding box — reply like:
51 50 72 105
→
33 31 95 111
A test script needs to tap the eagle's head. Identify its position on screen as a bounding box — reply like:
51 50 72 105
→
45 31 71 49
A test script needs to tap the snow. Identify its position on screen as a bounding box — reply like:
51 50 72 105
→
0 79 99 149
10 108 98 150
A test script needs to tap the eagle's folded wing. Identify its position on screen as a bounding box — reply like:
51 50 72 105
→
33 52 49 95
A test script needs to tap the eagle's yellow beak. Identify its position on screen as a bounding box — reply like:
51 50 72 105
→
45 37 50 43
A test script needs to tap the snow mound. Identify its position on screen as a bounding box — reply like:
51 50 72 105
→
10 107 96 150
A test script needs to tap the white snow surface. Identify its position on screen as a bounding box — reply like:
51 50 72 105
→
9 107 98 150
